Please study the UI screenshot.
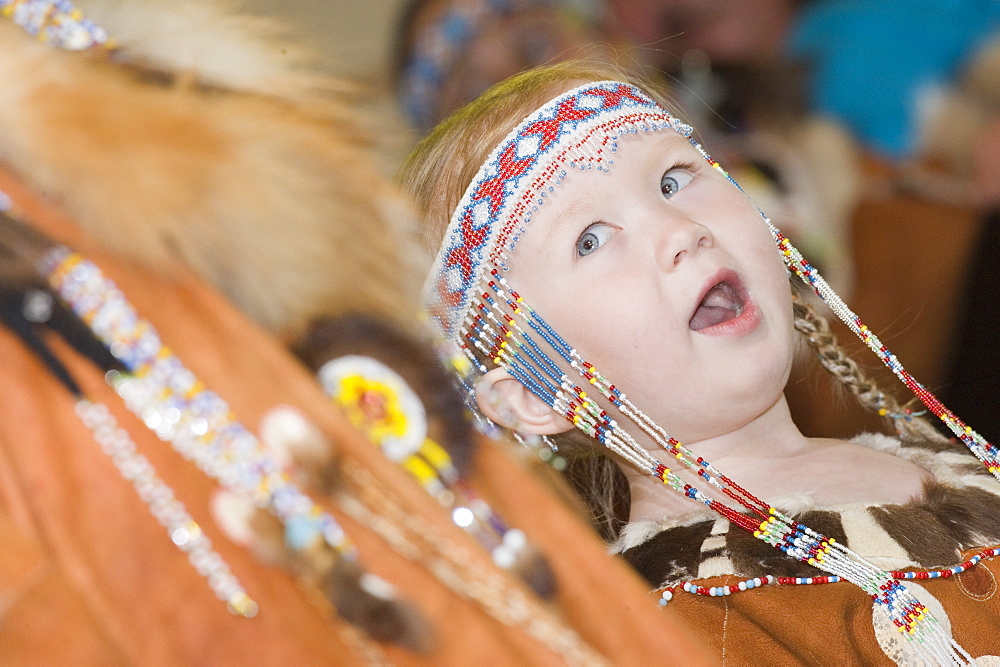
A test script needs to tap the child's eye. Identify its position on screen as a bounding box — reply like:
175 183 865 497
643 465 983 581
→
576 223 613 257
661 167 695 199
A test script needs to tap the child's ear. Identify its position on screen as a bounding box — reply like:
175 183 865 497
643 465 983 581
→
476 367 573 435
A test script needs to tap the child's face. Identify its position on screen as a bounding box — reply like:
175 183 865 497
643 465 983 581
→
504 130 796 444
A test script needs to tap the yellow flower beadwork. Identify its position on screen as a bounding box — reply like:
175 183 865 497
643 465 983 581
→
319 355 428 461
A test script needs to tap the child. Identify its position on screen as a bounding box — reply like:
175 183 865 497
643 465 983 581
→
399 60 1000 663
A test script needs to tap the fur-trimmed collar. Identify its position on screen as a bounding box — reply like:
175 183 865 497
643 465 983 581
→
0 1 426 338
613 434 1000 589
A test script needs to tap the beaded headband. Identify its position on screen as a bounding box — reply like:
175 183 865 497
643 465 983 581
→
423 80 997 660
425 80 688 339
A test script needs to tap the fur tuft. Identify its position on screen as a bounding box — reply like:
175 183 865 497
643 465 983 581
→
0 6 427 339
508 544 557 600
81 0 341 101
324 559 433 653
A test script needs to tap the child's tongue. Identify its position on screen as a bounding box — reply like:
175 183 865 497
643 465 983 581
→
689 281 743 331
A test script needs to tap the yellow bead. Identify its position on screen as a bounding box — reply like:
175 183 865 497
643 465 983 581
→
403 456 437 484
420 438 454 469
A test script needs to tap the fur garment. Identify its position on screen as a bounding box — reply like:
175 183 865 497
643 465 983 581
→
613 433 1000 589
0 0 426 339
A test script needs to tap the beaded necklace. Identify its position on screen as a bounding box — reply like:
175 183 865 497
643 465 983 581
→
658 547 1000 604
423 80 991 663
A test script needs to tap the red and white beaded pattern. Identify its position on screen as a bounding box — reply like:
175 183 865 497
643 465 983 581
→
659 548 1000 604
770 224 1000 481
424 81 684 340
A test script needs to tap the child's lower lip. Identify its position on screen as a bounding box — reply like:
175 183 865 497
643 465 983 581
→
693 300 761 337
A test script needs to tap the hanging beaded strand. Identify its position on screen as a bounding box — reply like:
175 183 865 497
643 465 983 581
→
775 227 999 477
479 265 962 659
424 81 981 663
683 140 1000 482
77 398 259 616
40 246 359 608
0 197 259 615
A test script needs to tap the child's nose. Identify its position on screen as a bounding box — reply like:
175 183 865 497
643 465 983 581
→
656 216 713 271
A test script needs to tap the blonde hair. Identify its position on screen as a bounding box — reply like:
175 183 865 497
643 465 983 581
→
791 290 950 444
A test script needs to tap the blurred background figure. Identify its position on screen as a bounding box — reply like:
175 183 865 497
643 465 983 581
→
394 0 634 133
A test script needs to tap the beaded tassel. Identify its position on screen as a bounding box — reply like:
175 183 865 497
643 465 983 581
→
468 251 970 663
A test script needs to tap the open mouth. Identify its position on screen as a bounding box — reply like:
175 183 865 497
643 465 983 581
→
689 278 745 332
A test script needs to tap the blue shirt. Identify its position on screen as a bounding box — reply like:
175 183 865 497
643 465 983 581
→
789 0 1000 157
